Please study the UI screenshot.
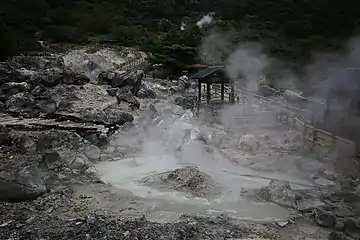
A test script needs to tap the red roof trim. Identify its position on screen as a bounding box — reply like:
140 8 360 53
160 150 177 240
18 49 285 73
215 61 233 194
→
185 64 208 69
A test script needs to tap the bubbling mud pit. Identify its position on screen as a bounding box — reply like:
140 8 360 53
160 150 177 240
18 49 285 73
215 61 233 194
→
94 83 337 223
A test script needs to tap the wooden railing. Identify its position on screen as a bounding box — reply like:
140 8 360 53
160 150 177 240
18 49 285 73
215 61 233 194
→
193 84 357 158
235 87 358 158
120 57 147 72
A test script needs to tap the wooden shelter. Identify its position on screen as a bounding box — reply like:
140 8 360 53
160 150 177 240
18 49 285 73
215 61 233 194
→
184 64 208 75
190 65 235 109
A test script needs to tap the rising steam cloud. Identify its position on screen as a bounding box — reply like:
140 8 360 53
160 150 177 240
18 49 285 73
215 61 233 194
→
199 32 271 91
305 36 360 132
198 32 233 65
306 36 360 96
180 22 186 31
196 14 213 28
226 42 270 91
199 28 360 141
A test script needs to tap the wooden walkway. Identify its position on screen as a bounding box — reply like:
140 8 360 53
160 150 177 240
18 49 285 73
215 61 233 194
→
193 84 358 158
234 87 358 158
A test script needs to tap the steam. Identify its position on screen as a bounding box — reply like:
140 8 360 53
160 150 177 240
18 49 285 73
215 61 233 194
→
304 36 360 129
305 36 360 95
199 32 271 91
196 14 213 28
226 42 270 91
110 100 219 171
198 32 233 65
180 22 186 31
199 28 360 143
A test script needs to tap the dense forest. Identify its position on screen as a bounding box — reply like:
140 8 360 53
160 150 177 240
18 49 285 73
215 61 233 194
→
1 0 360 73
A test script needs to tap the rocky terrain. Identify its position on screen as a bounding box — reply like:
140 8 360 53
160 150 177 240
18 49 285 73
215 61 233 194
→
141 166 222 199
0 45 273 239
0 45 360 240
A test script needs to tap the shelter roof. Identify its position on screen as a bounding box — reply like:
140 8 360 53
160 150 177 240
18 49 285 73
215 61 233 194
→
190 65 224 79
185 64 208 69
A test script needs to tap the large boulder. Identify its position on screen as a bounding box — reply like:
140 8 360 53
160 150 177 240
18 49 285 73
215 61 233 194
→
35 68 62 87
5 92 35 113
1 82 30 93
267 180 296 208
62 69 90 85
0 62 12 83
34 98 58 114
39 151 63 170
170 76 191 94
1 82 30 99
33 68 90 87
314 209 337 228
239 134 260 153
252 180 297 208
98 69 144 95
82 107 134 126
136 82 156 98
2 68 37 84
132 70 144 96
0 169 47 202
98 71 115 85
98 70 127 87
9 55 65 71
116 89 140 108
343 217 360 239
175 95 197 109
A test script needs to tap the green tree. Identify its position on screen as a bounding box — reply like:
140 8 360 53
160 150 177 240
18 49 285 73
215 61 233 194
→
143 24 203 74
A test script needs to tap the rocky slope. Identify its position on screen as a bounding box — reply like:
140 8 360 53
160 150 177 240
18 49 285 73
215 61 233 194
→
0 45 280 240
0 45 140 227
1 45 360 240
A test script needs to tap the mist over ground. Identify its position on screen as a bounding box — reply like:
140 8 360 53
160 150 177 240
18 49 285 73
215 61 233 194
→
199 29 360 139
2 1 360 239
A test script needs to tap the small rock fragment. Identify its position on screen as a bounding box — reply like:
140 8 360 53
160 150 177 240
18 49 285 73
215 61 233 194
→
276 221 289 227
239 134 260 153
84 146 101 162
123 231 130 237
106 88 118 96
40 151 62 170
71 157 87 169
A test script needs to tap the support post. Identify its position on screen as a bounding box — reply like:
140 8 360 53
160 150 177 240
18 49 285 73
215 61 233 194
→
221 83 225 103
230 81 235 104
197 80 201 113
311 116 317 150
332 134 336 146
206 82 211 105
312 129 318 149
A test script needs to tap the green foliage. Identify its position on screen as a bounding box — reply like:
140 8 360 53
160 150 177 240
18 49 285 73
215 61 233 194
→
0 0 359 71
142 25 204 75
